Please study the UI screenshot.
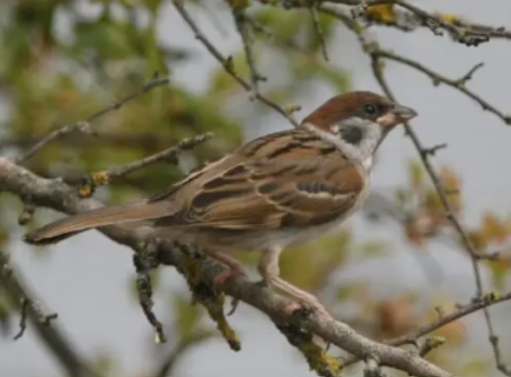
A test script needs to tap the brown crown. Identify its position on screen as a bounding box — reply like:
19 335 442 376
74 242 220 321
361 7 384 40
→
301 91 394 132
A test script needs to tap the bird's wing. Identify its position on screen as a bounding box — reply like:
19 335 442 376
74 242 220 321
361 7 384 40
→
154 130 366 230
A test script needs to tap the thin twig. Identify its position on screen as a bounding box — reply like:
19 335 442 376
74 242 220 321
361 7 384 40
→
107 133 213 179
309 3 330 61
12 297 59 340
173 0 300 127
0 157 459 377
370 54 486 287
421 143 448 157
389 0 490 46
318 7 510 126
371 57 509 376
16 76 170 163
373 50 511 125
331 0 503 45
0 249 100 377
340 291 511 367
0 251 58 340
77 133 213 198
319 9 511 372
416 336 445 357
133 241 167 344
232 8 267 98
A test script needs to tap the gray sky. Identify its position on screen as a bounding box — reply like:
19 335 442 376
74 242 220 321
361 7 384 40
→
2 1 511 376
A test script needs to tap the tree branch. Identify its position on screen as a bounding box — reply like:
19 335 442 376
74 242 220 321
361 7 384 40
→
0 249 101 377
16 76 170 164
0 157 457 377
172 0 301 127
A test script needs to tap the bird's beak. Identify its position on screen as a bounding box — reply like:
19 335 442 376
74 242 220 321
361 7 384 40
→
377 104 418 127
392 104 418 121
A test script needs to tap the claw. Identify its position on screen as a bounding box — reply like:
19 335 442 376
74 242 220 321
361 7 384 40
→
212 267 246 316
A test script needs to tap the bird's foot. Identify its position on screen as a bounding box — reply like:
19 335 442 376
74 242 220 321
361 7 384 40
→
213 266 247 316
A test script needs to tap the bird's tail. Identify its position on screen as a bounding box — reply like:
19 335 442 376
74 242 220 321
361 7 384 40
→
24 202 172 245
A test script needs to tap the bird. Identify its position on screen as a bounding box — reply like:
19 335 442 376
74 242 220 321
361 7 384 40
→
24 91 417 318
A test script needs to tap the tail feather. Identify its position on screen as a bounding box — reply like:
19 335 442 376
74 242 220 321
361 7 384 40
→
24 202 173 245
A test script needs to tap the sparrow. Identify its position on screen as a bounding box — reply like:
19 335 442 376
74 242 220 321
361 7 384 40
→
24 91 417 317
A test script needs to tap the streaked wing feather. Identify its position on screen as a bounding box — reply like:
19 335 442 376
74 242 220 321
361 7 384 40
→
154 129 365 230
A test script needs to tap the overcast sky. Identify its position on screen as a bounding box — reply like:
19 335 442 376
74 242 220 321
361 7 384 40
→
2 1 511 377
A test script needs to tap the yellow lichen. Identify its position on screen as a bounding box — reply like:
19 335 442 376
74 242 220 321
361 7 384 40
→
180 255 203 286
436 13 461 23
179 253 241 351
299 340 341 377
206 301 241 351
78 184 93 198
366 4 396 24
91 171 110 186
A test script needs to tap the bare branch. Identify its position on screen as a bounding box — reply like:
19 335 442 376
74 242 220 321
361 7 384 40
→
0 157 456 377
372 50 511 125
16 76 170 163
0 249 101 377
12 297 58 341
323 0 508 44
78 133 213 197
133 242 166 344
0 251 58 340
172 0 300 126
309 3 330 61
369 55 509 370
231 8 267 97
340 292 511 367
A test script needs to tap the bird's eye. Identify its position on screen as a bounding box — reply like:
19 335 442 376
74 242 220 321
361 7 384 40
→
364 104 377 115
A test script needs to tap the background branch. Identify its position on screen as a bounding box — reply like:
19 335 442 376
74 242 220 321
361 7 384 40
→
0 249 101 377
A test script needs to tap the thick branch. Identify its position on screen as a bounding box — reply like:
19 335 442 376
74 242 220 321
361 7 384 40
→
0 157 454 377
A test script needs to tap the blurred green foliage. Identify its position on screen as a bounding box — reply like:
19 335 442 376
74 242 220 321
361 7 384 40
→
0 1 508 377
0 0 352 374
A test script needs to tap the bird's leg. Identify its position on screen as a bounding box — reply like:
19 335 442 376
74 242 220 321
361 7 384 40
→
202 249 247 315
257 248 333 319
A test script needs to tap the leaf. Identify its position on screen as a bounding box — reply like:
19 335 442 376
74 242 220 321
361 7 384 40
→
439 167 462 211
458 359 491 377
375 294 416 337
485 255 511 291
408 160 424 191
280 231 351 292
426 298 466 344
466 230 488 252
313 64 351 93
356 240 389 258
480 212 509 243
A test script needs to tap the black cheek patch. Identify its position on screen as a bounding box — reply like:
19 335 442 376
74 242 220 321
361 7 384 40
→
339 125 363 145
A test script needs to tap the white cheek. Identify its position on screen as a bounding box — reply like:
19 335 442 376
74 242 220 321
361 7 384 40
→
330 124 340 134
